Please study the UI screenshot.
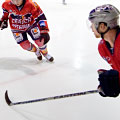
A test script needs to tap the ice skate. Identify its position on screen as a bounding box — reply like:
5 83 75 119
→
35 49 42 61
44 53 54 62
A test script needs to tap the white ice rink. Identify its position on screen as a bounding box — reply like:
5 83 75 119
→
0 0 120 120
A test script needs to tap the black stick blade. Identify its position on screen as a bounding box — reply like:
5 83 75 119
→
5 90 12 106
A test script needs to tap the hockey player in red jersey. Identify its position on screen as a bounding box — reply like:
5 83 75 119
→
88 4 120 97
0 0 54 62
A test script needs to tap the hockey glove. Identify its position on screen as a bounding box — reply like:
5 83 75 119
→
0 20 8 30
98 69 120 97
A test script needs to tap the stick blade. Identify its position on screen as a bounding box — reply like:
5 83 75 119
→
5 90 12 106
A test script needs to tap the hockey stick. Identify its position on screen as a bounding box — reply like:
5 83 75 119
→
5 90 98 106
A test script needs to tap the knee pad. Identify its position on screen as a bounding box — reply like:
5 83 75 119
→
40 33 50 44
20 40 37 52
35 33 50 47
35 39 44 47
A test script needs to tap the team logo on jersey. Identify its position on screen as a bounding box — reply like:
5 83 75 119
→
103 56 112 65
11 13 32 24
10 13 32 30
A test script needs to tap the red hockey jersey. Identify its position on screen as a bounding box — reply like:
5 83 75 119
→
98 29 120 72
1 0 49 32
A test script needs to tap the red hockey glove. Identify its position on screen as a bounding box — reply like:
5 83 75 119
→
97 69 120 97
0 20 8 30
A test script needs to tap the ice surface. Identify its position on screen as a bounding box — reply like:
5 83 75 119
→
0 0 120 120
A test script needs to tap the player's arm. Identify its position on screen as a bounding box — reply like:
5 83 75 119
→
0 2 9 30
31 1 49 33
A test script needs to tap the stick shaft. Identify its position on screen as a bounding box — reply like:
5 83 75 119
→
9 90 98 106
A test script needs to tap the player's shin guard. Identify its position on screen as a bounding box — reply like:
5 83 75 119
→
20 40 42 60
39 45 54 62
20 40 37 52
